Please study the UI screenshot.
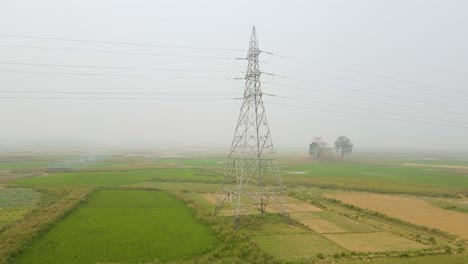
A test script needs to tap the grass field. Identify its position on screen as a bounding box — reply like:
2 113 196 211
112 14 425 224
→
155 157 225 167
8 168 219 187
283 163 468 188
323 232 427 252
281 162 468 197
348 255 468 264
1 154 467 263
428 198 468 214
0 188 41 230
16 190 217 263
0 162 49 171
129 181 219 192
292 211 376 233
254 233 346 260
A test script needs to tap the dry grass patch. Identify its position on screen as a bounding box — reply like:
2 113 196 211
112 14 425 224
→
323 232 427 252
291 211 376 234
290 212 346 233
200 193 218 205
200 193 321 216
254 233 346 260
300 218 346 233
285 202 322 213
330 192 468 239
0 187 93 263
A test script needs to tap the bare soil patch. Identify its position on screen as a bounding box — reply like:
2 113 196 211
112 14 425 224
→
330 192 468 239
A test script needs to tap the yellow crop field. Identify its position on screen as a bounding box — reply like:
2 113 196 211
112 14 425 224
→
331 192 468 239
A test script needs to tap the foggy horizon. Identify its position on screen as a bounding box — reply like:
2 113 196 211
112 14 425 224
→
2 0 468 152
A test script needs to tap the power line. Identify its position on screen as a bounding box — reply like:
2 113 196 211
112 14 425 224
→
0 61 243 73
0 70 237 80
0 90 240 95
262 61 454 97
0 34 245 52
263 51 465 95
265 82 467 116
0 44 241 60
267 73 468 111
0 96 239 100
270 94 468 125
3 63 463 116
265 101 468 129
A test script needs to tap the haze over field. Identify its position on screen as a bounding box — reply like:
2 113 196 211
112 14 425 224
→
1 0 468 151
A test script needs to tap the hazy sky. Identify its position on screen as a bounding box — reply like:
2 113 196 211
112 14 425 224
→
1 0 467 151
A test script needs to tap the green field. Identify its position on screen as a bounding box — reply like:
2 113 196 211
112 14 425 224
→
0 188 41 230
282 162 468 196
1 154 467 264
9 168 219 187
0 162 49 171
16 190 217 263
283 163 468 188
346 255 468 264
155 158 225 167
254 233 346 260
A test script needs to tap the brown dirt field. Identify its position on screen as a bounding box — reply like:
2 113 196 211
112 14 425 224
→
323 232 427 252
330 192 468 239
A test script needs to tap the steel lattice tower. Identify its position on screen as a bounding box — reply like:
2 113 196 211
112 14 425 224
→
214 26 288 228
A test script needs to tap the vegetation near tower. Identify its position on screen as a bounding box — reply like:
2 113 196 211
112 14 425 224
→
334 136 354 159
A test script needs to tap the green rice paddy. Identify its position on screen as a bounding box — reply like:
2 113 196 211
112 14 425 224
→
283 163 468 188
17 190 217 263
9 168 219 187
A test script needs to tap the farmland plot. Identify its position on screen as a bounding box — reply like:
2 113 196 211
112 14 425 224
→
0 188 41 230
330 192 468 239
323 232 427 252
17 190 217 263
9 168 218 186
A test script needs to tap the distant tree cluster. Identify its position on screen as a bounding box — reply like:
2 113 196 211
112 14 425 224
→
309 136 353 159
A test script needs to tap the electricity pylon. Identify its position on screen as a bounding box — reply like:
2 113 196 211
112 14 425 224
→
214 26 288 228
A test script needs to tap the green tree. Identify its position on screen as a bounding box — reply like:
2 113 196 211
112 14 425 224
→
309 137 327 157
334 136 353 159
309 142 320 157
